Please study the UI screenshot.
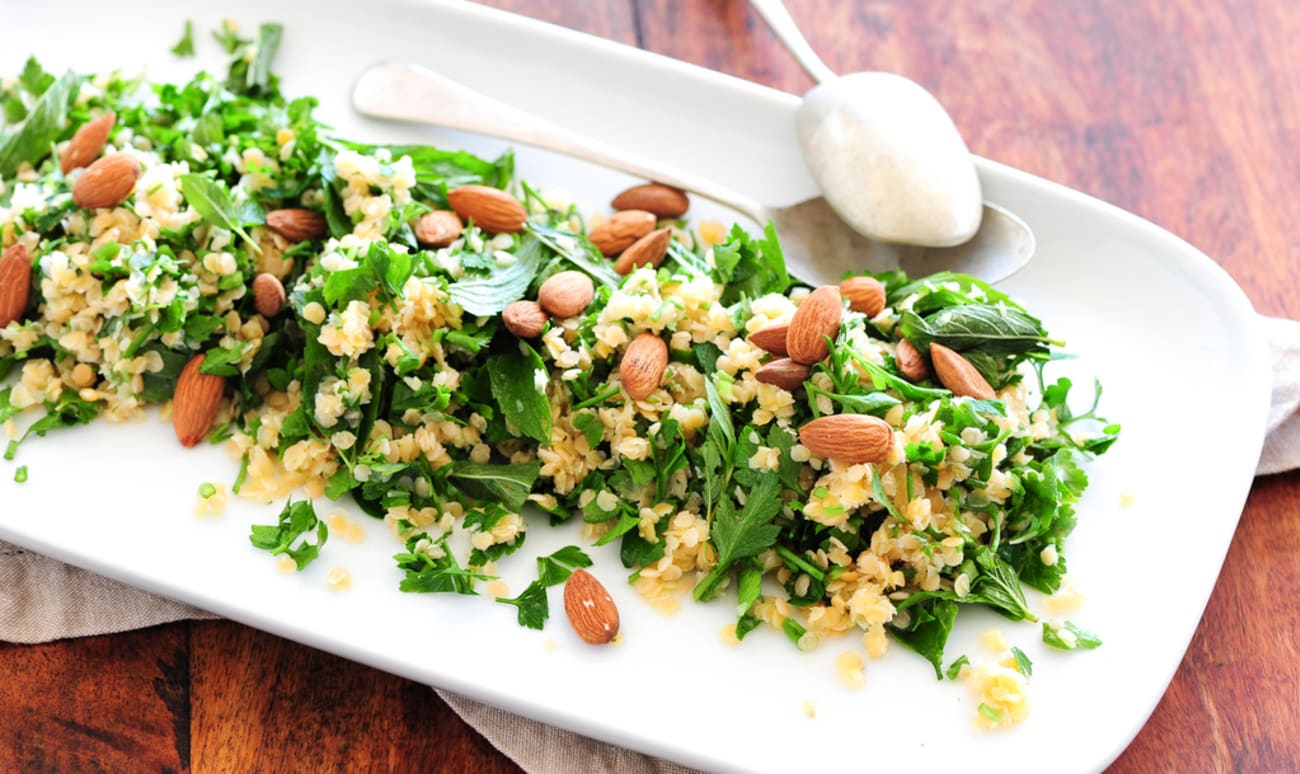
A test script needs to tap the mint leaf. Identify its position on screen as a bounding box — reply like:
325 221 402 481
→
890 596 959 679
448 460 541 512
0 70 79 177
180 172 264 252
486 345 552 445
448 234 542 316
968 547 1036 622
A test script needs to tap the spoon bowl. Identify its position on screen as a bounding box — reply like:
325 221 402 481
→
797 72 983 247
351 61 1034 285
750 0 985 248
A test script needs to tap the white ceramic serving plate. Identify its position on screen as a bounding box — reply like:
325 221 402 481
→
0 1 1270 772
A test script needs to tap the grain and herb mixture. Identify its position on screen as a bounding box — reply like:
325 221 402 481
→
0 23 1117 726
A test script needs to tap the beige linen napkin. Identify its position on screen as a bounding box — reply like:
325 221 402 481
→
4 316 1296 772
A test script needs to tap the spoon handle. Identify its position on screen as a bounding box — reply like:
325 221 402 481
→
351 61 769 225
748 0 837 84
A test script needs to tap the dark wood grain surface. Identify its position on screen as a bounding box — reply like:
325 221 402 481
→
3 1 1298 771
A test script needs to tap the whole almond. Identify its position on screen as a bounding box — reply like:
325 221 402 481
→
537 270 594 318
840 275 886 317
251 273 286 318
563 568 620 645
502 300 548 338
895 338 929 381
620 333 668 401
930 343 995 399
413 209 464 248
589 209 656 256
72 152 140 210
786 286 843 365
265 208 327 242
755 358 811 392
614 227 672 275
446 185 527 234
610 183 690 219
0 244 32 328
798 414 894 464
748 323 790 357
173 354 226 448
61 112 116 174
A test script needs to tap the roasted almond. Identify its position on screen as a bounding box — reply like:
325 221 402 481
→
563 568 620 645
265 208 327 242
748 323 790 357
502 300 548 338
840 275 886 317
589 209 656 256
786 286 843 365
413 209 464 247
613 227 672 275
930 343 995 399
610 182 690 219
61 112 116 174
620 332 668 401
537 270 594 318
895 338 929 381
0 244 31 328
755 358 811 392
251 273 286 318
73 152 140 210
446 185 527 234
172 354 226 448
798 414 894 464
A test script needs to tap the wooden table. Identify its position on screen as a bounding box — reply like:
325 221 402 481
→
3 1 1297 770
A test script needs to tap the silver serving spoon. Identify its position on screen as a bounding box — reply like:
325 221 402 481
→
351 62 1034 285
749 0 984 248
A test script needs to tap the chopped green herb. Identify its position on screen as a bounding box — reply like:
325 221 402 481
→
1042 620 1103 650
171 20 196 57
249 499 328 571
1010 646 1033 676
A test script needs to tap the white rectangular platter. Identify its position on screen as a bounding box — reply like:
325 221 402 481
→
0 1 1270 771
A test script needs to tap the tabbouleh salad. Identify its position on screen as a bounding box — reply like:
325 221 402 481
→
0 22 1117 728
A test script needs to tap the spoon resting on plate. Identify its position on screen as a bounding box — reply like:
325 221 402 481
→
749 0 985 248
351 62 1033 285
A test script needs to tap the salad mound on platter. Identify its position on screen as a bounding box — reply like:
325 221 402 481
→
0 23 1117 726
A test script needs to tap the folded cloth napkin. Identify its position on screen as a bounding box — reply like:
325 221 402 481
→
4 315 1298 773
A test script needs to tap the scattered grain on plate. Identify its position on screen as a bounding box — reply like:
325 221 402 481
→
193 482 227 518
981 629 1009 654
327 566 352 591
801 701 816 719
1045 580 1085 614
275 555 298 574
835 651 865 689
